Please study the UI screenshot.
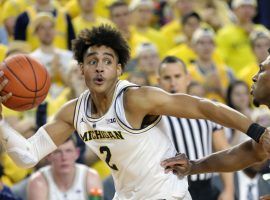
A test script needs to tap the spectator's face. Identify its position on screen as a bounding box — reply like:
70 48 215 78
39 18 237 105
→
48 140 79 175
183 17 200 39
252 55 270 107
137 50 160 74
231 83 250 111
234 5 256 23
110 5 130 30
193 36 215 61
174 0 194 16
35 20 55 45
128 73 148 86
36 0 50 5
159 62 190 93
188 83 206 97
253 37 270 63
79 0 96 13
132 6 153 27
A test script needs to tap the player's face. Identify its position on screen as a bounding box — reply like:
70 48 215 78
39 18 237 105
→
251 55 270 107
48 140 79 175
159 62 190 93
81 45 122 94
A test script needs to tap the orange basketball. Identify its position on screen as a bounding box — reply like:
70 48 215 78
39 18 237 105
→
0 54 51 111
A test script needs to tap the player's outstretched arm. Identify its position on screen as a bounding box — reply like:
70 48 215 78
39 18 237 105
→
0 97 76 169
125 86 269 152
161 139 268 175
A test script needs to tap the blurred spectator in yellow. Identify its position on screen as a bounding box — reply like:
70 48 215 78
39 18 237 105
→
161 0 196 49
165 12 201 65
28 135 102 200
0 45 7 62
64 0 114 19
216 0 267 76
196 0 234 31
125 42 160 86
72 0 112 35
127 71 150 86
2 0 35 41
187 81 206 98
188 27 235 102
108 1 149 58
239 30 270 87
65 60 87 99
129 0 168 57
14 0 75 50
30 12 73 87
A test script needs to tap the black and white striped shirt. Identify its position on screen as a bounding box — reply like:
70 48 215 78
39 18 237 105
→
164 116 223 181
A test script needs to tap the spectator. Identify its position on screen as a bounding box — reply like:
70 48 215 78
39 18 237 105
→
14 0 75 50
27 135 102 200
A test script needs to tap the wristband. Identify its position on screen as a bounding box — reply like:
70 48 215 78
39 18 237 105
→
246 123 266 143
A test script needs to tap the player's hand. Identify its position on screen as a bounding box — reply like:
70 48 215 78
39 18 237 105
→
260 194 270 200
0 71 12 117
160 153 192 178
259 128 270 156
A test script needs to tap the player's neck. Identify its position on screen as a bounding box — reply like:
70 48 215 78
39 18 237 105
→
90 84 116 118
52 168 76 191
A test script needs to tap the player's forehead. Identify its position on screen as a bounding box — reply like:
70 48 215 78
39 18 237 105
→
84 45 117 59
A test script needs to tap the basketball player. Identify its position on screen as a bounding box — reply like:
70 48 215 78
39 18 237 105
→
0 25 269 199
161 49 270 177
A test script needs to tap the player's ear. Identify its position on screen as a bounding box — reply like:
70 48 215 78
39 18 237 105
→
117 63 122 77
79 63 84 75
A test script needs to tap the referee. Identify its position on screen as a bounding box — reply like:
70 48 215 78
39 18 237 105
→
158 56 234 200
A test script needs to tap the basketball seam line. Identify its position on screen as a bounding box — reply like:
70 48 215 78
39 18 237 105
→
3 60 48 93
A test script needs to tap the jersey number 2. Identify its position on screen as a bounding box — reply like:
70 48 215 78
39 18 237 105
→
99 146 118 171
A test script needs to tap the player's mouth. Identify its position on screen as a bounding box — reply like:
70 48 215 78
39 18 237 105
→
94 76 105 85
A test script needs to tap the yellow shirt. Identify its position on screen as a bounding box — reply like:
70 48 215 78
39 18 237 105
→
64 0 114 19
188 62 231 102
215 24 265 76
127 28 150 59
131 26 168 58
2 154 32 186
161 19 183 49
72 16 112 35
0 44 7 62
239 62 258 88
165 43 224 66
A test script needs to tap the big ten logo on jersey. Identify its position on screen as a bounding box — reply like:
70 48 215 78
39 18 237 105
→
106 118 116 124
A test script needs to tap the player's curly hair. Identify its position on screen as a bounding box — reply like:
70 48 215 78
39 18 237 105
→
72 25 130 70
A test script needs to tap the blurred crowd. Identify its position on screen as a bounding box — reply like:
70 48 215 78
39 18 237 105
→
0 0 270 199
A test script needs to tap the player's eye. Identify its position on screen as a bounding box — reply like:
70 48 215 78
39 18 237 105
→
88 60 97 65
104 59 112 65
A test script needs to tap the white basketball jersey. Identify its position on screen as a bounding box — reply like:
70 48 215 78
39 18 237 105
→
74 80 189 200
40 164 88 200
